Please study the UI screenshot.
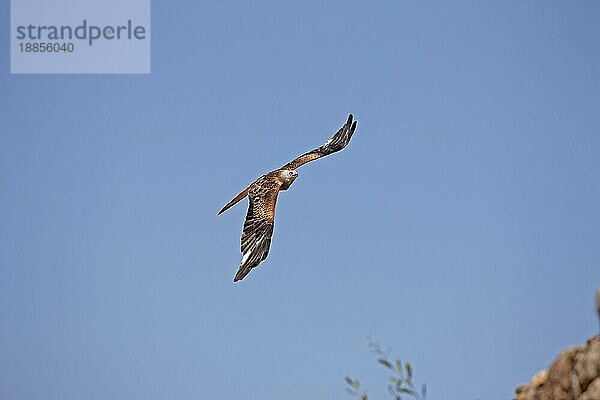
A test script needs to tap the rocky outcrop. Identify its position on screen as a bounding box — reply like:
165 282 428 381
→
515 336 600 400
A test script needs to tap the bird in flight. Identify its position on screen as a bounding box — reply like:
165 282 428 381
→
218 114 358 282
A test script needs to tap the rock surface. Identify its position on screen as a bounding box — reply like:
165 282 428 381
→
515 336 600 400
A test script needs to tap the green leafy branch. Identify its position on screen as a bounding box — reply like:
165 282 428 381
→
345 339 426 400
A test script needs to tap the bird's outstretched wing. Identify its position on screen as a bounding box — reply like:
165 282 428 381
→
281 114 357 170
234 175 281 282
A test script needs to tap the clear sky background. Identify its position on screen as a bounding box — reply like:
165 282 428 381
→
1 2 599 400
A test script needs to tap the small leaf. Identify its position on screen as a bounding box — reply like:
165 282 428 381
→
399 387 416 395
378 358 393 369
406 361 413 380
396 360 403 375
345 377 354 386
353 380 360 391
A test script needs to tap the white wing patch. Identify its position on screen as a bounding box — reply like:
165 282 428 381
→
240 237 264 265
241 251 251 265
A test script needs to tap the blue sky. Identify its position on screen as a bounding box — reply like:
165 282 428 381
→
1 1 599 400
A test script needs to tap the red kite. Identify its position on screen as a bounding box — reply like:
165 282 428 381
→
218 114 358 282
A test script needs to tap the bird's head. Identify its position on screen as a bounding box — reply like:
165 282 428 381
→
279 169 298 186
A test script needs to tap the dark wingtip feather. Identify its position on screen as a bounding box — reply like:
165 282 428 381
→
233 267 249 282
